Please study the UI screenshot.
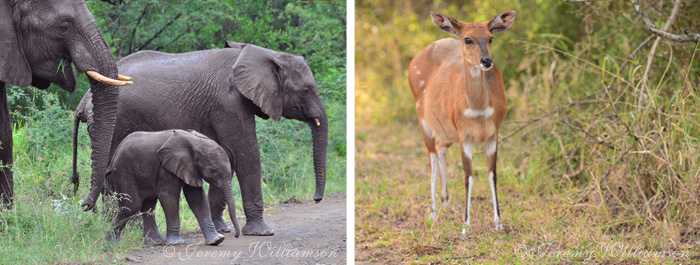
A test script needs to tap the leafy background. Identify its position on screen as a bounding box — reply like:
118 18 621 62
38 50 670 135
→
356 0 700 263
1 0 346 263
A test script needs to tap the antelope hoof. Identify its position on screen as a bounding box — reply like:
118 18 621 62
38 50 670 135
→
441 195 450 206
495 223 503 231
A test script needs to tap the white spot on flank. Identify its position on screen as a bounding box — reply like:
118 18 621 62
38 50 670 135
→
415 101 420 108
418 80 425 88
462 141 473 159
486 139 497 155
413 65 417 69
422 90 426 95
416 70 421 75
421 120 433 139
464 107 494 118
467 58 472 64
470 67 481 78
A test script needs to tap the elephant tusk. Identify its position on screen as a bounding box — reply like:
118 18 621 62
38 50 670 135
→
118 75 132 81
86 71 133 86
314 118 321 127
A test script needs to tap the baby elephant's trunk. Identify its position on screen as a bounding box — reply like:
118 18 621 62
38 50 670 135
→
223 183 241 238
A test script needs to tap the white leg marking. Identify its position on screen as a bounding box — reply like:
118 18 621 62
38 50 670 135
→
420 119 433 139
429 152 438 221
486 138 497 155
470 67 481 78
418 80 425 88
437 148 448 203
462 141 473 160
464 106 494 118
489 171 503 230
462 175 474 235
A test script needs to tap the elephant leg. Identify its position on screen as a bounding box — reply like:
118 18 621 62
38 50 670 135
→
106 197 140 243
211 118 273 236
208 185 231 233
183 186 224 245
0 84 13 208
234 148 274 236
158 188 184 245
140 198 165 245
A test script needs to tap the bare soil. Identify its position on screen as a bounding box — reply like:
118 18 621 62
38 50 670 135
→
122 195 346 265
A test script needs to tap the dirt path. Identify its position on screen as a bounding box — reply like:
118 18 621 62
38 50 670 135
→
124 195 346 265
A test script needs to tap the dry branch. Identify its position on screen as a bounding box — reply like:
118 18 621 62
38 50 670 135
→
627 0 700 43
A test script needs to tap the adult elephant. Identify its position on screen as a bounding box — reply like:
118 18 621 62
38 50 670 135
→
72 41 328 236
0 0 130 209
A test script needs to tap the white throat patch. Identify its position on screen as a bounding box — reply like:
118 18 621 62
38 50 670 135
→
464 106 494 118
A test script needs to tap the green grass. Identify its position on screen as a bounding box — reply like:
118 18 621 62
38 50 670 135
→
0 86 346 263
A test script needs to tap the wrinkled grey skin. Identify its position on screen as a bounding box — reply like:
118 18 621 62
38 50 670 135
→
73 42 328 237
106 129 240 245
0 0 119 210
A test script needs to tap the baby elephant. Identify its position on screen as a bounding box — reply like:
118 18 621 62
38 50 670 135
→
106 129 240 245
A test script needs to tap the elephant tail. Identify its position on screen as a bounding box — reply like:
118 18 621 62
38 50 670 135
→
71 110 81 194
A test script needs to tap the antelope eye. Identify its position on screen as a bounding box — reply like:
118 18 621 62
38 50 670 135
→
464 38 473 44
489 37 494 44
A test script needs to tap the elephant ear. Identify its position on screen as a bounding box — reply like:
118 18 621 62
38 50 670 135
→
0 1 31 87
224 40 246 49
232 44 283 121
157 131 203 187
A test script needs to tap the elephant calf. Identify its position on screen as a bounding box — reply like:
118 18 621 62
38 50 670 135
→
106 129 240 245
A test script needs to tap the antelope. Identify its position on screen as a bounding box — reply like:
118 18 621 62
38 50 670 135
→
408 10 516 233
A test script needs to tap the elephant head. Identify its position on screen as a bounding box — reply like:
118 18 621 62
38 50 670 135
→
158 130 241 238
232 43 328 203
0 0 131 210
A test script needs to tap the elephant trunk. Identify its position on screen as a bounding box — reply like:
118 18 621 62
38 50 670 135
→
309 111 328 203
223 182 241 238
71 110 81 194
80 58 119 211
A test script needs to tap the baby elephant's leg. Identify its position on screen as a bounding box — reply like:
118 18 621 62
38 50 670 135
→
159 189 184 245
183 185 224 245
106 196 140 243
141 198 165 245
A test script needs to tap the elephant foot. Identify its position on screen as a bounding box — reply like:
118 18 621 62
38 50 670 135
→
143 231 165 245
242 219 274 236
164 235 185 245
205 232 225 246
214 218 232 233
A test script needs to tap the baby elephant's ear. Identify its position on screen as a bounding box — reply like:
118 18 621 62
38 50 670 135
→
157 131 203 187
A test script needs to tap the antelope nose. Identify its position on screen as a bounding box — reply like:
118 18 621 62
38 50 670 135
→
481 57 493 68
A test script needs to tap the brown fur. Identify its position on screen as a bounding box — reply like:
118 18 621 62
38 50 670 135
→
409 11 516 229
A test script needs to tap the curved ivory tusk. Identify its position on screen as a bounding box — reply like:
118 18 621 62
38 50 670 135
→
86 71 133 86
314 118 321 127
118 75 132 81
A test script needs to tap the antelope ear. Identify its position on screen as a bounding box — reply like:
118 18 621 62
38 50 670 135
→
224 40 246 49
487 11 516 34
232 44 283 121
157 131 203 187
0 1 31 87
430 11 461 36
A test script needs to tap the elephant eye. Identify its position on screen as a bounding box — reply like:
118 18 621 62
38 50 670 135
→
58 22 70 33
